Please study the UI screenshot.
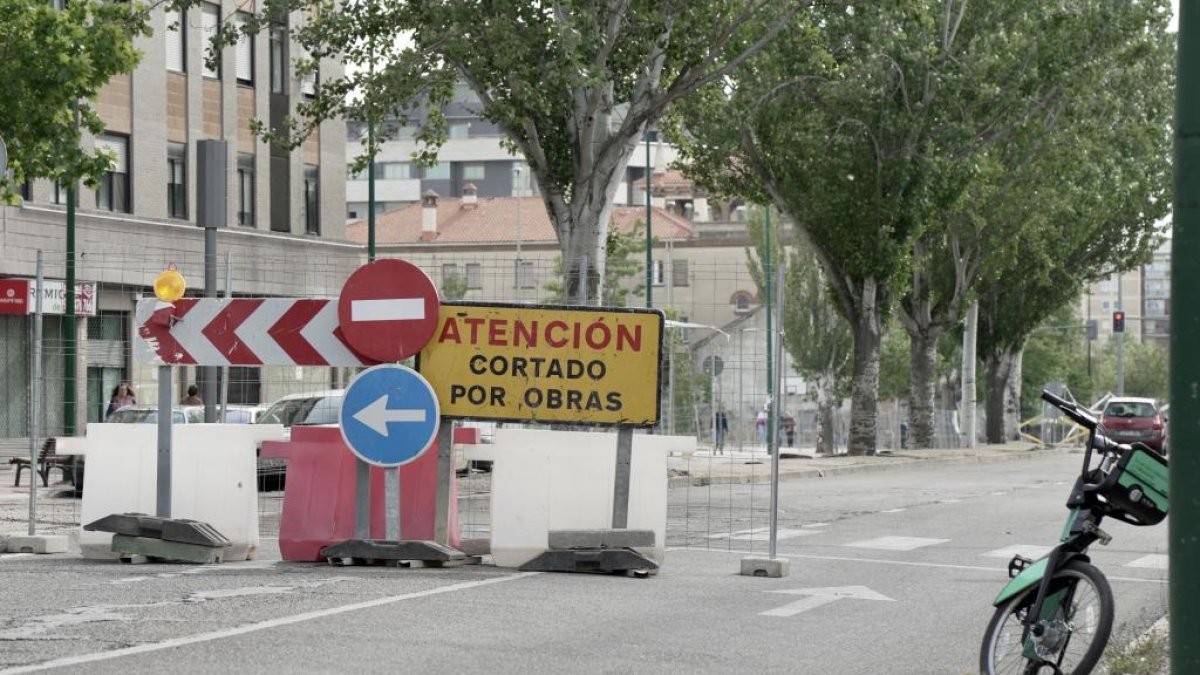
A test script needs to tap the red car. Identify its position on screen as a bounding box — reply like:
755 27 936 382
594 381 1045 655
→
1100 397 1166 454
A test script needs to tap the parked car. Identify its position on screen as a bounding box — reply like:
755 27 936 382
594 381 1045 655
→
255 390 344 491
222 405 268 424
1100 397 1166 454
106 405 205 424
256 390 344 428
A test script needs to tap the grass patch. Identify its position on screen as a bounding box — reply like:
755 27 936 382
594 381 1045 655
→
1102 624 1168 675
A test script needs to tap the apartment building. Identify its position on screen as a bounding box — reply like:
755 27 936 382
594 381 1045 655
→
345 83 684 221
0 4 354 440
1078 239 1172 347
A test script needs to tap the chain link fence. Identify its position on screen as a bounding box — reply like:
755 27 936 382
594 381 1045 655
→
2 246 975 552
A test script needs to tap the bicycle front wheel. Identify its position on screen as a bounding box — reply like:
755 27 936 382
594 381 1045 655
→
980 560 1114 675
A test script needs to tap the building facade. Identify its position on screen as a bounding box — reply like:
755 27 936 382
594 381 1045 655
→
1078 239 1172 347
345 84 684 221
0 4 354 444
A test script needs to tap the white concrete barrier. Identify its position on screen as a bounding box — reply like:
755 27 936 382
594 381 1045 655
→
76 424 284 560
486 429 691 568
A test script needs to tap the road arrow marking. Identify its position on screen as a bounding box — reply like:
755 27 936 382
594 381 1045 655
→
351 298 425 322
353 395 427 436
760 586 894 617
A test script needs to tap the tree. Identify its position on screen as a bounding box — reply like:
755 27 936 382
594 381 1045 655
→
545 220 647 306
211 0 803 303
744 209 852 454
0 0 150 200
974 8 1172 442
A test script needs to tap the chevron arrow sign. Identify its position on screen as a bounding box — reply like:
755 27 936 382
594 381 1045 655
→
134 297 370 366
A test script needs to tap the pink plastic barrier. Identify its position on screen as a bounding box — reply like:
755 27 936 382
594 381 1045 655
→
260 426 465 562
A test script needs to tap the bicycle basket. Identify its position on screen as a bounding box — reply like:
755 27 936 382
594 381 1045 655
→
1098 445 1169 526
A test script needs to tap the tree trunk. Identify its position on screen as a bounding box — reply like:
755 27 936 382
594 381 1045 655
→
847 281 884 455
816 373 837 455
907 328 941 449
1003 347 1023 441
984 351 1013 444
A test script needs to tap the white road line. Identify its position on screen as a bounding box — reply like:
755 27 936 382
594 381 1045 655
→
666 548 1170 584
879 508 907 513
939 499 962 504
0 572 538 674
844 536 950 551
0 553 35 562
1125 554 1169 570
981 545 1053 560
706 527 818 542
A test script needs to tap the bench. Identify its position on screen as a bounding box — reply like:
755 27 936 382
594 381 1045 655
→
8 438 74 487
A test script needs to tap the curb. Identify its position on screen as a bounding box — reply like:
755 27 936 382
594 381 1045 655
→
668 446 1078 488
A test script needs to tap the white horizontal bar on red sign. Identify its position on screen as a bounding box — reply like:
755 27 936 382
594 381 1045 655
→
133 297 371 367
351 298 426 322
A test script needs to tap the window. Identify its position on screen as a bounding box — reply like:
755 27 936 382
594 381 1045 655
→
269 27 286 93
200 4 220 79
442 264 460 285
165 8 185 72
235 12 253 84
347 210 358 219
87 311 128 341
448 121 470 139
462 163 486 181
732 291 755 314
19 180 32 202
466 263 482 290
424 163 450 180
671 259 689 287
651 260 665 286
167 142 187 219
237 154 255 226
95 134 130 213
377 162 412 180
517 261 536 289
298 44 316 96
303 165 319 235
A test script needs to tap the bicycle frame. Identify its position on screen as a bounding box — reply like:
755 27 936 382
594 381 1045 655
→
991 422 1113 666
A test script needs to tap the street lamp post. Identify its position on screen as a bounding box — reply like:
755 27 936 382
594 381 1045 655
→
513 165 523 301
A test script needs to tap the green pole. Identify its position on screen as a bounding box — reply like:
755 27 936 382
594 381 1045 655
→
1171 3 1199 672
64 181 76 436
645 130 653 308
764 207 773 452
367 120 376 263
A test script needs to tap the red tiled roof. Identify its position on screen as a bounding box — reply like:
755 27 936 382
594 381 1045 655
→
346 195 695 245
631 169 700 195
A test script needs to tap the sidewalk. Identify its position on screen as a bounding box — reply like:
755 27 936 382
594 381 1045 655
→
668 440 1072 487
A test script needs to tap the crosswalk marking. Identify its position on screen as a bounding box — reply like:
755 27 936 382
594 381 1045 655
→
844 536 949 551
1125 554 1168 570
981 545 1052 560
707 527 820 542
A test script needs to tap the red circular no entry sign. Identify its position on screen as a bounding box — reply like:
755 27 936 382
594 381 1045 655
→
338 259 440 363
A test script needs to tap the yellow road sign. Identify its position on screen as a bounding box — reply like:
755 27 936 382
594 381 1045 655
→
416 302 663 426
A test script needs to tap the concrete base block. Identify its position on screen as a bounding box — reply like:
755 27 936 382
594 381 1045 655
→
740 556 790 578
548 529 656 550
6 535 70 554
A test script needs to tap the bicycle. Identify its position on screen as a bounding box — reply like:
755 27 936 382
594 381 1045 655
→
979 390 1169 675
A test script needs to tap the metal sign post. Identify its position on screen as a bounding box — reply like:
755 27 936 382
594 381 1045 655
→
26 252 44 535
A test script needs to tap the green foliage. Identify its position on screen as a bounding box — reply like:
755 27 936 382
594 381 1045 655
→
743 207 853 403
440 273 468 301
878 321 912 402
205 0 800 301
0 0 150 200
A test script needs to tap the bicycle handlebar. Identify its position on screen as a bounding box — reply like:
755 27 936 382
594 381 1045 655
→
1041 390 1099 431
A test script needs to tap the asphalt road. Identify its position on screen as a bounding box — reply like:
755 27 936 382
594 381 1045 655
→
0 452 1169 674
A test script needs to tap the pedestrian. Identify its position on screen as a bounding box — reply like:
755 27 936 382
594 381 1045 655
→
783 412 795 447
106 381 136 419
755 409 768 446
181 385 203 406
714 405 729 454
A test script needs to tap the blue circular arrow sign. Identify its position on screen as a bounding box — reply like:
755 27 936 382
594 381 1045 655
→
339 363 440 467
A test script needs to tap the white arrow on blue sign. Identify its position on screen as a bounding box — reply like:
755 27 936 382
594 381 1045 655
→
339 363 440 467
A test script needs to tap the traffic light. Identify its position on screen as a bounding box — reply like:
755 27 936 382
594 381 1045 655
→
1113 311 1126 334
